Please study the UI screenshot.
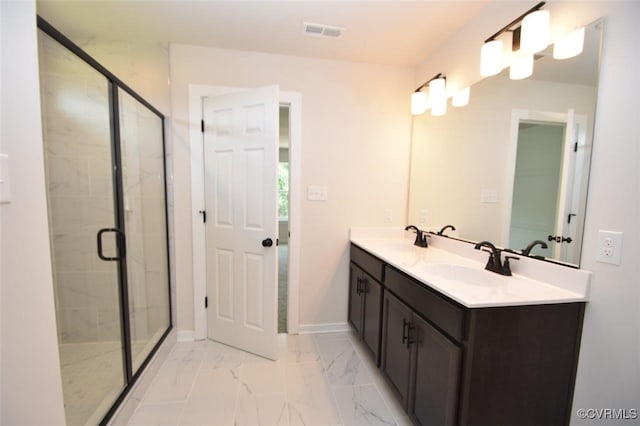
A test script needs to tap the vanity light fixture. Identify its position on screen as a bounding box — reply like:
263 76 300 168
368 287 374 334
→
553 26 585 59
480 2 546 78
452 86 470 107
411 73 445 116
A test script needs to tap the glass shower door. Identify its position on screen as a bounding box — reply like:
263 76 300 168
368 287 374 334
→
39 31 126 425
118 88 171 373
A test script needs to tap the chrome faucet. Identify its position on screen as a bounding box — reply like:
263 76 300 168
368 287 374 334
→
437 224 456 236
474 241 519 276
521 240 548 256
404 225 428 247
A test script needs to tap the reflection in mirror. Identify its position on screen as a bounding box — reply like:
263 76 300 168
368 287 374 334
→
408 20 603 267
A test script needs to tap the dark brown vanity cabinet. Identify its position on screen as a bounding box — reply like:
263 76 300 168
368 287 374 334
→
349 245 384 365
381 277 461 426
350 243 586 426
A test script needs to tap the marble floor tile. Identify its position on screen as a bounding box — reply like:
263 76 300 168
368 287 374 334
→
333 385 396 426
235 390 289 426
316 338 373 387
123 334 403 426
286 362 342 425
128 401 184 426
284 333 322 364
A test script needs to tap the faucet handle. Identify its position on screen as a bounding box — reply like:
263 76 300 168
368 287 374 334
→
502 255 520 276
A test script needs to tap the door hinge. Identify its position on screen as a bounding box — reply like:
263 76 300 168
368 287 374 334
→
199 210 207 223
574 141 578 152
205 296 208 308
201 119 205 133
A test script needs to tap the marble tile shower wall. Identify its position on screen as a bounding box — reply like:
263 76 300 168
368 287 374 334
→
39 32 121 343
72 37 176 327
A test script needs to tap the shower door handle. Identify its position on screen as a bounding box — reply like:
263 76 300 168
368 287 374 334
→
97 228 126 261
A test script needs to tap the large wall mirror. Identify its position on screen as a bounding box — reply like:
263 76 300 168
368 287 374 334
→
408 19 603 267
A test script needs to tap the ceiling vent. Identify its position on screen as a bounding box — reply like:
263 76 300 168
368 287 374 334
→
303 22 344 39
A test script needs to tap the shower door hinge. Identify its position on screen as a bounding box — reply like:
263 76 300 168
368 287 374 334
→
205 296 208 309
201 119 205 133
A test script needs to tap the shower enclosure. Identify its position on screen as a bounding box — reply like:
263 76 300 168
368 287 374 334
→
37 19 171 425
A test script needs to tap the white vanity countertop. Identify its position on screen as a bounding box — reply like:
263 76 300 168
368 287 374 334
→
350 228 591 308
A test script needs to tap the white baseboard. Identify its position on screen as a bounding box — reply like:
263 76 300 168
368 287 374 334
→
176 330 195 342
297 322 351 334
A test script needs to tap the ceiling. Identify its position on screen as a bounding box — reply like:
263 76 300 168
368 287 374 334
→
36 0 492 67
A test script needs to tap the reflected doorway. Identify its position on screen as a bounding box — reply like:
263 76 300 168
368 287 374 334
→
278 105 290 333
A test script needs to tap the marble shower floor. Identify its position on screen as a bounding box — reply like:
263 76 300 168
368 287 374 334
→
127 331 413 426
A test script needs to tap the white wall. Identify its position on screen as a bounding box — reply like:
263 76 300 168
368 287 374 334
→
169 45 413 331
0 1 66 424
415 1 640 421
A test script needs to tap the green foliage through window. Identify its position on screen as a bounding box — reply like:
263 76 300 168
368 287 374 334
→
278 163 289 219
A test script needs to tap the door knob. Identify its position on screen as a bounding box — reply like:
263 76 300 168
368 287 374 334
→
261 238 273 247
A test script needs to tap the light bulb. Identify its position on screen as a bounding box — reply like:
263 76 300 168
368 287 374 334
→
429 77 447 116
521 10 550 54
480 39 503 77
510 51 534 80
411 91 429 115
553 27 585 59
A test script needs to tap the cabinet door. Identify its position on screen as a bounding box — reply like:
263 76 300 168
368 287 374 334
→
348 263 363 334
381 291 413 409
362 274 382 365
409 315 461 426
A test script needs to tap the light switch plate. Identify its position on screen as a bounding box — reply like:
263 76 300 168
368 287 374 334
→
307 185 328 201
596 230 623 265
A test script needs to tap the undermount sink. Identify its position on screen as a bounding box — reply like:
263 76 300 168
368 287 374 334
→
417 263 506 287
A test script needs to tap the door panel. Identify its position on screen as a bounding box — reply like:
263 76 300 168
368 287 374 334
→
410 315 461 426
215 249 234 320
362 275 383 365
214 151 234 226
204 86 279 360
381 291 413 409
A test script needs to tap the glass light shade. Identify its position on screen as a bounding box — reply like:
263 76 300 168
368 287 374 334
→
521 10 550 53
553 27 585 59
480 40 503 77
411 91 429 115
510 51 534 80
452 87 470 107
429 78 447 116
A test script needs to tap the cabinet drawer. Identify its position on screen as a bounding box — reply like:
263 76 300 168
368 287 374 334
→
350 244 384 282
385 266 466 342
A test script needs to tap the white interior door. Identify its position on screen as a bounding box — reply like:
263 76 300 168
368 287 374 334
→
203 86 279 360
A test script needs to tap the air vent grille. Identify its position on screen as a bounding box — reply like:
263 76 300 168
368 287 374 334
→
303 22 344 39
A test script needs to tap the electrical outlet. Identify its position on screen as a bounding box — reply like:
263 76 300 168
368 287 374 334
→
596 230 623 265
419 209 428 224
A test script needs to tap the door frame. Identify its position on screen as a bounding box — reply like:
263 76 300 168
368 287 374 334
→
503 109 586 251
189 84 301 340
